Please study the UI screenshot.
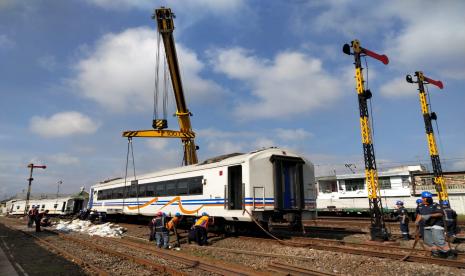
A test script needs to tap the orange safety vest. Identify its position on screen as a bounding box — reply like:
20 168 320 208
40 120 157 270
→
166 216 180 231
194 216 209 228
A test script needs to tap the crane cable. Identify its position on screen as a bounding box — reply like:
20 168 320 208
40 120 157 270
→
154 32 161 121
153 32 169 122
123 138 138 215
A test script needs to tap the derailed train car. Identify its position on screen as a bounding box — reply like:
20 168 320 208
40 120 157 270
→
89 147 317 232
7 193 88 216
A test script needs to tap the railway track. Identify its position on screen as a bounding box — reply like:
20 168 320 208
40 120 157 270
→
235 236 465 268
48 230 265 276
269 262 337 276
19 229 109 276
3 217 261 275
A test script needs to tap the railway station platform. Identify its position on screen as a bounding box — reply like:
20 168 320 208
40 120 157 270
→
0 242 19 276
0 219 85 276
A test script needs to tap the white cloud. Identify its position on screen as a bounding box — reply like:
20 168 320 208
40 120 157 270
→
86 0 244 13
197 127 313 157
385 5 465 80
48 153 80 165
253 138 275 149
209 48 343 120
29 111 100 138
379 77 417 98
70 27 223 113
275 128 313 141
0 34 15 49
300 1 465 80
37 55 57 71
145 139 169 151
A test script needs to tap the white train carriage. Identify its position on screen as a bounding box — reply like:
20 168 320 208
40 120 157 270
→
8 196 87 216
89 147 317 230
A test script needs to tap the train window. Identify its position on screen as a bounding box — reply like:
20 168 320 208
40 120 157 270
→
146 183 155 197
138 184 147 197
116 187 125 199
166 181 176 196
177 180 188 195
155 183 165 196
16 206 20 209
129 185 138 198
41 204 45 208
54 204 58 209
105 188 114 199
97 190 103 199
188 177 203 195
102 189 109 200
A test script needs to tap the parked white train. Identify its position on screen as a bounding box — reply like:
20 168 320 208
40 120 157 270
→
89 147 317 231
6 195 88 216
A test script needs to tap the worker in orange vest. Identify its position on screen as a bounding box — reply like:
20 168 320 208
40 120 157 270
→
193 212 209 246
166 212 182 248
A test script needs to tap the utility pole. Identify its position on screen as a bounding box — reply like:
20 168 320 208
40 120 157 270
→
25 163 46 215
55 180 62 213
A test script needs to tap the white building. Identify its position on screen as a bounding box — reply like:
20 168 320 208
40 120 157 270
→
317 165 465 214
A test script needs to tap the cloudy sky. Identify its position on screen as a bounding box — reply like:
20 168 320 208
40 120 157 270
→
1 0 464 199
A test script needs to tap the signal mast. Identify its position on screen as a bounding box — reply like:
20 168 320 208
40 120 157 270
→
406 72 449 206
343 40 390 241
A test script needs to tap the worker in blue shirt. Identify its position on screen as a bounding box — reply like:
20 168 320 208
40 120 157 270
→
441 201 458 242
395 200 410 240
415 191 456 259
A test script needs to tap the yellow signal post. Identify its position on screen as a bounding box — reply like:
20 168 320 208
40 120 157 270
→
343 40 390 241
406 72 449 206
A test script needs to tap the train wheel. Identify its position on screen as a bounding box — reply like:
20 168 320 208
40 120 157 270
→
224 223 236 235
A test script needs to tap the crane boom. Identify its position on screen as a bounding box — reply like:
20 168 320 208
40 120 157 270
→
343 40 389 241
406 72 449 206
122 7 198 166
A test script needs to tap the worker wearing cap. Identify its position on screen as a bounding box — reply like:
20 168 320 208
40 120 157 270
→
166 212 182 248
415 191 455 259
395 200 410 240
193 212 209 246
440 201 458 242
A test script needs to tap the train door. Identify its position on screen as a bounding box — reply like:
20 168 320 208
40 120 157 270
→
270 156 304 210
73 199 84 214
227 165 243 210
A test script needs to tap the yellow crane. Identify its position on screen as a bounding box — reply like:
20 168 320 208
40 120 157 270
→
343 40 390 241
122 7 198 166
406 72 449 206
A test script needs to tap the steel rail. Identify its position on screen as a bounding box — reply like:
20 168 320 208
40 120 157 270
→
236 236 465 268
268 261 337 276
49 231 187 275
115 235 265 276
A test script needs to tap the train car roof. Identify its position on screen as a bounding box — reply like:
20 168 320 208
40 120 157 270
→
93 147 312 188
